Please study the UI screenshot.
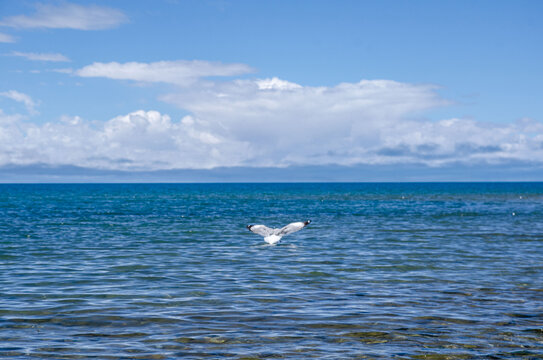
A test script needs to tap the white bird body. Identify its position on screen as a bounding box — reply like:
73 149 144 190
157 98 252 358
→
263 234 282 245
247 220 311 244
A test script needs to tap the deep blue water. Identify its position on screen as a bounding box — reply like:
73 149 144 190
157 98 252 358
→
0 183 542 359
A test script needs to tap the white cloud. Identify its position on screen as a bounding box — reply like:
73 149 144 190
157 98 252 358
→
75 60 254 86
371 117 543 166
0 90 38 115
1 76 543 171
9 51 70 62
161 77 543 167
256 77 302 90
161 78 449 165
0 110 249 170
0 32 15 43
0 3 127 30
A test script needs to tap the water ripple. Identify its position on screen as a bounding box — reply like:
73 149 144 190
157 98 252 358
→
1 183 542 359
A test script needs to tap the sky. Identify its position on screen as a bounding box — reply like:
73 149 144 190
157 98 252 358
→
0 0 542 182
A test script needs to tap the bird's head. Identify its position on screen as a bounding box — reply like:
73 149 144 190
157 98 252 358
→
304 220 311 225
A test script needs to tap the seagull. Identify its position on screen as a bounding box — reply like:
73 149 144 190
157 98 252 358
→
247 220 311 245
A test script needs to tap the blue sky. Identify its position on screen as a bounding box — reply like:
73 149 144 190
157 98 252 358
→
0 0 542 181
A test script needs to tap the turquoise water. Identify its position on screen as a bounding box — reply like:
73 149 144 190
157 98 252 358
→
1 183 542 359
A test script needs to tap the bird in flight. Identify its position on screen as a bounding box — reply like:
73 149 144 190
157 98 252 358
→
247 220 311 245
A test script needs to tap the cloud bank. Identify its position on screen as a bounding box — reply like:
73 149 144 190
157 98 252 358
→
2 73 543 172
0 110 249 170
162 78 450 166
164 77 543 167
0 3 127 30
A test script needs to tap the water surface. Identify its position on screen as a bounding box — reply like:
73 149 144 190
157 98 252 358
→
1 183 542 359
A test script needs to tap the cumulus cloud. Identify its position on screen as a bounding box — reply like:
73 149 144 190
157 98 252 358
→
0 32 15 43
2 75 543 171
161 78 449 165
0 90 38 115
75 60 254 86
372 117 543 166
0 3 127 30
157 77 543 167
0 110 249 170
9 51 70 62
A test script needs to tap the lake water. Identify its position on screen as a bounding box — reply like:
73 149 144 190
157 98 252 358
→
1 183 542 359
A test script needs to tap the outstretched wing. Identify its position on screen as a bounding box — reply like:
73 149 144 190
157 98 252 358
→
247 224 275 237
276 221 310 236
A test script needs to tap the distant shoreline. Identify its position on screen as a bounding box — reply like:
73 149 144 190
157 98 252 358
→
2 163 543 183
